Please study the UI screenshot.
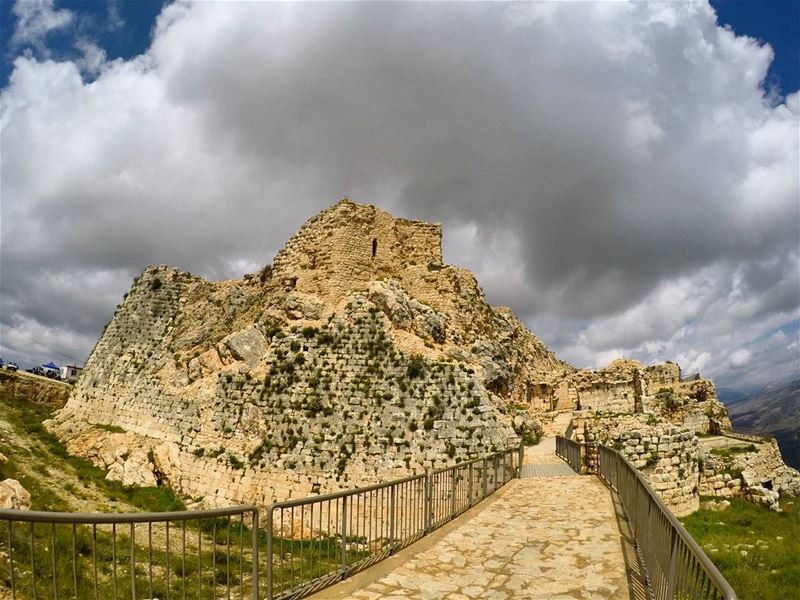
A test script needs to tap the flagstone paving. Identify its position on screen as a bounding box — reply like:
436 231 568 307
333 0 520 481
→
324 455 631 600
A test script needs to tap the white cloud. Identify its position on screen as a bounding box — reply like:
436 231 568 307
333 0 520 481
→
74 39 107 76
1 1 798 390
10 0 74 54
729 349 752 369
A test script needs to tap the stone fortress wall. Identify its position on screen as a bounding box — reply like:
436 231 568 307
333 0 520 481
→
556 358 799 514
699 437 800 509
49 200 565 508
271 201 443 303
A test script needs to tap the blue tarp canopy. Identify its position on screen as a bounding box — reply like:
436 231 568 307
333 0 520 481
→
42 362 59 370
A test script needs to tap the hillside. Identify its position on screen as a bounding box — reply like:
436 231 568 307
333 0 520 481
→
727 378 800 469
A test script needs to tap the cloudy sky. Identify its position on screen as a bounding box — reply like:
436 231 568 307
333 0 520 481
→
1 0 798 392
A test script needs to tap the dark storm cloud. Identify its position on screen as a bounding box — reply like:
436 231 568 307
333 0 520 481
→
1 1 797 389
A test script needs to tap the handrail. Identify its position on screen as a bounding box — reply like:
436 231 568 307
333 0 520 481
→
555 435 581 472
597 445 737 600
0 504 257 524
265 445 521 599
723 427 774 443
0 504 260 599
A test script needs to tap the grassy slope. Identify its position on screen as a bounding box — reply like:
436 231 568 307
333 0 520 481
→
0 396 184 512
680 497 799 600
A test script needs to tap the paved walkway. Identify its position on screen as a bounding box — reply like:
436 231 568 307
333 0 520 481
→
324 445 634 600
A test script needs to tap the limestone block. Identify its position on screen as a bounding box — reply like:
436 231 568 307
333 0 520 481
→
218 326 268 367
284 292 325 320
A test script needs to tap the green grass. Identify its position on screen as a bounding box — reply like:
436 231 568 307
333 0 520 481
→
709 444 757 459
681 497 799 600
93 423 127 434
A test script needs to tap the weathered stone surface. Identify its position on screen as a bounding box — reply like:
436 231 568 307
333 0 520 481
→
218 326 268 367
331 475 630 599
0 479 31 510
284 291 325 320
700 499 730 511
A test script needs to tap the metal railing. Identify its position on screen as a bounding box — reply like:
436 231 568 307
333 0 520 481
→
265 446 520 599
555 435 581 472
723 427 774 444
0 505 259 600
1 447 520 600
597 445 737 600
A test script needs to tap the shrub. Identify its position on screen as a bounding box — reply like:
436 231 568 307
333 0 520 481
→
446 442 457 458
259 264 273 282
423 419 434 431
407 354 425 379
94 423 126 434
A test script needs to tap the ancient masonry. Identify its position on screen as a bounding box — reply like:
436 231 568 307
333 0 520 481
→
47 199 800 515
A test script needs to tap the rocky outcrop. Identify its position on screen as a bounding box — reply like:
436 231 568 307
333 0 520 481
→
699 439 800 511
0 479 31 510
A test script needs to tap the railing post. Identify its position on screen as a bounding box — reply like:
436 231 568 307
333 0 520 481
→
467 462 474 506
252 509 260 600
389 484 396 553
450 469 457 518
265 507 273 600
340 497 348 575
130 523 137 599
665 519 680 598
518 443 524 477
481 458 488 498
424 473 432 533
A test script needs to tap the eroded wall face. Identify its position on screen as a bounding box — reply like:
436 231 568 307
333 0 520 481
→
50 264 518 507
582 416 701 516
272 200 443 303
576 383 637 414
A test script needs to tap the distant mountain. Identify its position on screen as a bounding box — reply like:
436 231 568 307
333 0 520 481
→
717 387 749 405
727 378 800 469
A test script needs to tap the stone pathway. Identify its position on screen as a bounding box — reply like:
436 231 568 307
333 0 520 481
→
324 458 632 600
